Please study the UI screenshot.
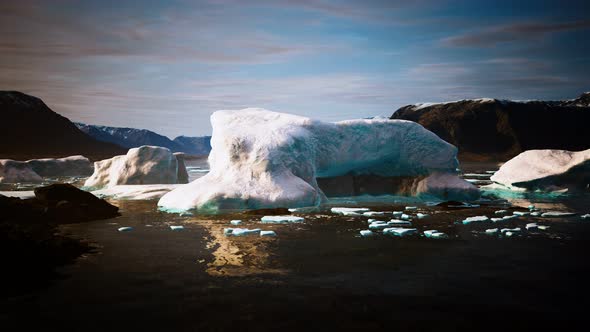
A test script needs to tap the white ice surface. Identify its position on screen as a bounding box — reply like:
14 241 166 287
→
92 184 181 200
260 215 304 223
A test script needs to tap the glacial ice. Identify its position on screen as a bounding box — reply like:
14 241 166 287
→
490 149 590 191
414 172 480 201
495 210 508 214
525 223 538 230
462 216 489 224
541 211 576 218
388 219 412 225
391 211 403 217
92 184 181 200
363 211 385 216
513 211 530 216
369 222 390 229
85 146 188 189
260 230 277 237
485 228 499 235
331 207 370 215
401 214 411 220
383 227 418 237
158 108 471 212
260 215 304 223
0 160 43 183
405 206 417 211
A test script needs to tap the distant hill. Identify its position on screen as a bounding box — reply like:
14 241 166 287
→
0 91 126 161
391 92 590 161
75 123 211 156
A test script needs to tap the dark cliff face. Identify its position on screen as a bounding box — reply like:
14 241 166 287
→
0 91 126 160
75 124 212 156
391 94 590 161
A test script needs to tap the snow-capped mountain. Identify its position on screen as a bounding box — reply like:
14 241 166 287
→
391 92 590 161
75 123 211 156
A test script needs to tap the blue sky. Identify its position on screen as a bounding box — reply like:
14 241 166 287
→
1 0 589 137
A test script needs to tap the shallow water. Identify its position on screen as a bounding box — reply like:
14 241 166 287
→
2 162 590 329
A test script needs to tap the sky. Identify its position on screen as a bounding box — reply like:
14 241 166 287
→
1 0 589 137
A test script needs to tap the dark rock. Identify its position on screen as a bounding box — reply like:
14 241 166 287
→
391 93 590 161
0 91 125 160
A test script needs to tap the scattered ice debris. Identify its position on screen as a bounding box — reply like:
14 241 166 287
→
485 228 499 235
502 215 519 220
531 212 542 216
401 214 411 220
392 211 403 217
504 231 518 237
501 227 521 234
224 228 261 236
424 230 448 239
541 211 576 218
330 207 371 216
462 216 489 224
582 214 590 219
383 228 418 237
260 230 277 237
170 225 185 231
260 215 304 223
495 210 508 214
538 225 550 230
513 211 529 216
363 211 385 216
230 220 242 225
369 222 390 229
405 206 417 211
416 213 429 219
367 218 376 223
525 223 538 230
491 218 503 222
117 227 133 232
360 230 374 237
388 219 412 226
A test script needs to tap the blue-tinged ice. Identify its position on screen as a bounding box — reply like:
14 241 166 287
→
485 228 499 235
260 230 277 237
462 216 489 224
424 230 448 239
513 211 529 216
360 230 374 237
331 207 370 216
495 210 508 215
170 225 185 231
416 213 429 219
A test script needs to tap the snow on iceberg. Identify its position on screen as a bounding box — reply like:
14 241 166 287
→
85 146 188 189
158 108 474 212
490 149 590 191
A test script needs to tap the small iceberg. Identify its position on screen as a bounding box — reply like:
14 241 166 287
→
541 211 577 218
388 219 412 226
260 215 304 223
462 216 489 224
383 227 418 237
401 214 411 220
525 223 538 230
224 228 261 236
363 211 385 216
392 211 403 217
494 210 508 215
485 228 499 235
360 230 374 237
260 230 277 237
170 225 185 231
230 220 242 225
502 215 519 220
369 222 389 229
531 212 541 216
118 226 133 232
490 218 503 222
538 225 550 230
501 227 521 234
405 206 417 211
528 204 536 211
513 211 529 216
582 214 590 219
331 207 370 215
423 230 448 239
416 213 429 219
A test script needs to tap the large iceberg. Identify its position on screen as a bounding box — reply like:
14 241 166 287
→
490 149 590 191
26 155 93 177
84 146 188 189
158 108 475 212
0 159 43 183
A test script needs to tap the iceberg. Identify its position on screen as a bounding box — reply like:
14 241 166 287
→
25 155 93 177
388 219 412 225
230 220 243 225
331 207 370 215
513 211 530 216
416 213 429 219
359 230 374 237
0 160 43 183
391 211 403 217
158 109 473 212
383 227 418 237
363 211 385 216
369 222 389 229
494 210 508 214
490 149 590 191
92 184 181 200
85 146 188 189
485 228 499 235
525 223 538 230
260 215 304 223
170 225 185 231
414 172 480 202
224 228 261 236
423 230 448 239
117 226 133 232
462 216 489 224
260 230 277 237
405 206 417 211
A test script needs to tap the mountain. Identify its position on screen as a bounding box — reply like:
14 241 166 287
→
75 123 211 156
0 91 126 160
391 92 590 161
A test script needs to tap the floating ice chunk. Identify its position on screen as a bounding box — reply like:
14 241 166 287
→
363 211 385 216
330 207 370 216
179 211 193 217
531 212 541 216
424 230 448 239
501 227 521 234
360 230 374 237
260 230 277 237
230 220 242 225
118 227 133 232
491 218 503 222
538 225 550 230
383 227 418 237
405 206 417 211
485 228 499 235
369 222 389 229
505 231 517 237
288 206 319 213
367 218 376 223
528 205 536 211
170 225 185 231
260 215 304 223
224 228 261 236
462 216 489 224
463 173 491 178
541 211 577 218
494 210 508 214
582 214 590 219
388 219 412 226
502 215 519 220
485 171 496 174
525 223 538 230
513 211 530 216
401 214 411 220
416 213 429 219
391 211 403 217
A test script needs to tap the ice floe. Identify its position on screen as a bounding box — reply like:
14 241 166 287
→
383 227 418 237
423 230 448 239
360 230 374 237
170 225 185 231
462 216 489 224
224 228 261 236
260 215 304 223
230 220 242 225
260 230 277 237
541 211 577 218
118 227 133 232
